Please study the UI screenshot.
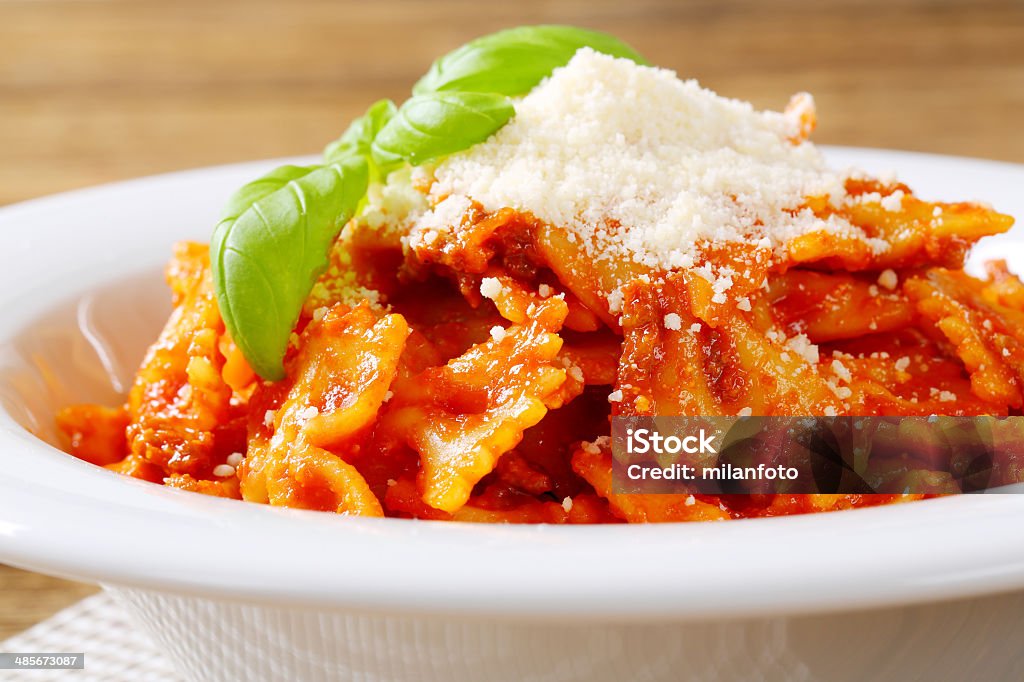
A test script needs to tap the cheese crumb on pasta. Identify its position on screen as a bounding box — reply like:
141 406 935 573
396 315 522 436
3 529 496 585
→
419 48 863 271
663 313 682 330
480 277 505 300
878 268 899 290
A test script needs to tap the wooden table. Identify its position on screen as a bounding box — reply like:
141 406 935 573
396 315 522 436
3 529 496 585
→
2 0 1022 639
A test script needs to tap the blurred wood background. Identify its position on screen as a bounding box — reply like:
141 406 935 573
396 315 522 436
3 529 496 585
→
1 0 1022 637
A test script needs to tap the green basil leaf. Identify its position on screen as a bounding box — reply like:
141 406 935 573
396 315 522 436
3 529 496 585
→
413 25 647 96
371 91 513 168
213 25 649 381
211 156 369 380
323 99 397 163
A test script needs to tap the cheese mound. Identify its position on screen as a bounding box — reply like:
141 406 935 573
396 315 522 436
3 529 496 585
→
418 48 856 270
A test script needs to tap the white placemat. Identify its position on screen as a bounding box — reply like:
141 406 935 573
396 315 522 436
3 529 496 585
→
0 593 180 681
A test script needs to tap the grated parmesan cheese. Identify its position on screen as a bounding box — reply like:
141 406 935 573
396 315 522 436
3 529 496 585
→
358 165 428 238
421 48 859 274
785 333 820 365
880 190 904 212
606 288 624 314
877 269 898 290
480 277 504 300
831 359 852 383
831 385 853 400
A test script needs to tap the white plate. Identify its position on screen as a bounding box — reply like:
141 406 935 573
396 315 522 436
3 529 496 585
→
1 147 1023 624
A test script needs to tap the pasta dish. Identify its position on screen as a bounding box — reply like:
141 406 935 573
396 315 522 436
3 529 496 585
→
56 27 1021 522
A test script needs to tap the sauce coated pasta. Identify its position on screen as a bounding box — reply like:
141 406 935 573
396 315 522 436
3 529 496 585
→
57 39 1021 523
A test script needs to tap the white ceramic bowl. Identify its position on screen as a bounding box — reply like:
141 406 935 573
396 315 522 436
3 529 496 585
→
2 148 1024 682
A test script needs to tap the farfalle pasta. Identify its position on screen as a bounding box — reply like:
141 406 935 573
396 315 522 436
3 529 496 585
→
57 34 1020 522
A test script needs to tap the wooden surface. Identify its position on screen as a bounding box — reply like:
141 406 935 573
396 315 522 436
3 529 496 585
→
0 566 98 640
2 0 1023 638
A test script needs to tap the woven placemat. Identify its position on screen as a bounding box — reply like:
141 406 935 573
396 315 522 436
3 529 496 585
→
0 593 179 681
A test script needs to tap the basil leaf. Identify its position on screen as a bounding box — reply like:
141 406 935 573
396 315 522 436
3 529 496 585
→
211 157 369 380
414 25 647 96
371 91 513 168
213 25 649 380
324 99 397 163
